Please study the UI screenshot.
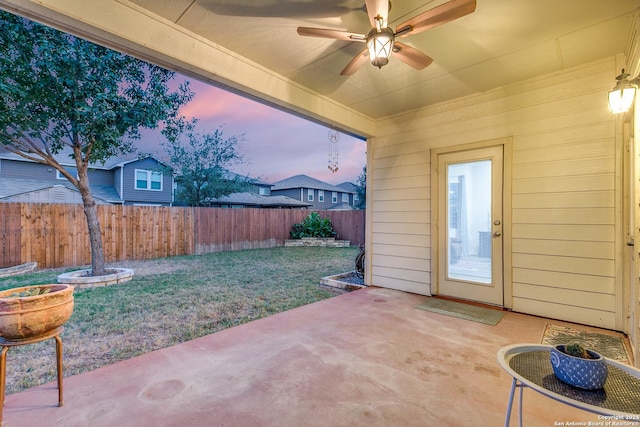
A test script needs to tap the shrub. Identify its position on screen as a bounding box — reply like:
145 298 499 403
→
290 212 336 239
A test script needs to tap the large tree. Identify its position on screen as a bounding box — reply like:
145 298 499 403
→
164 126 250 207
353 165 366 209
0 11 193 275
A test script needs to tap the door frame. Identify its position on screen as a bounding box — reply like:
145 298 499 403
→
430 137 513 309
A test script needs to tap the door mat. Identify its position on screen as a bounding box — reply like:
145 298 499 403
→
541 324 631 364
415 298 505 326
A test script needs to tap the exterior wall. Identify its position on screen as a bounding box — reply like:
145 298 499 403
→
120 158 172 205
114 166 123 198
272 187 354 210
1 159 58 180
85 168 113 185
1 158 114 185
271 188 300 201
371 57 623 330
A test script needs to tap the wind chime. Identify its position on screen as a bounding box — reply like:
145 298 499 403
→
328 128 339 173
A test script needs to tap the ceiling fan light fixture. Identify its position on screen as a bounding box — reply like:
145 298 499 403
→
297 0 477 75
367 27 394 68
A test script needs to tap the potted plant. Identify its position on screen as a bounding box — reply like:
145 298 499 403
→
549 342 608 389
0 284 74 341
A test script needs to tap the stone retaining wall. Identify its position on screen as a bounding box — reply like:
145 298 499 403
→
284 237 350 248
0 262 37 278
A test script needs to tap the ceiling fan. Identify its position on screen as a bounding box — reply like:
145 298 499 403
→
297 0 476 75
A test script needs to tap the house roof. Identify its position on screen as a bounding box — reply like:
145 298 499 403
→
0 147 168 171
0 178 122 203
272 175 354 193
337 182 357 193
208 191 310 208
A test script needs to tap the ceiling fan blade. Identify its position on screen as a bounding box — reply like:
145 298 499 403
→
297 27 366 42
392 42 433 70
396 0 476 37
365 0 389 28
340 49 369 76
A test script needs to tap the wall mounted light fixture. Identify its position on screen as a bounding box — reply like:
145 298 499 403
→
608 69 640 113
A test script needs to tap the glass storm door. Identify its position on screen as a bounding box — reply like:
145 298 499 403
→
437 146 504 306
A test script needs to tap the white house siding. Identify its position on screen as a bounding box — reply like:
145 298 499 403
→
371 57 623 330
369 143 431 294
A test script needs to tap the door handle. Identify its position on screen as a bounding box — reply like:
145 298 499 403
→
493 231 501 238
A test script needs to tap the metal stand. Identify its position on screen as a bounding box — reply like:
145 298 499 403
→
0 326 64 424
504 377 524 427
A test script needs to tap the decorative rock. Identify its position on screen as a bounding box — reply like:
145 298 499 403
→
57 268 135 288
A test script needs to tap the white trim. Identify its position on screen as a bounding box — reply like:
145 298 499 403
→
119 166 124 197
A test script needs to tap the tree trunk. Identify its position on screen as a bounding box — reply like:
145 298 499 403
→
77 170 106 276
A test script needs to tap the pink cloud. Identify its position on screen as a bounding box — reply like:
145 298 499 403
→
138 75 367 185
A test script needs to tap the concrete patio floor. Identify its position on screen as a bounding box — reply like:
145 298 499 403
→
2 287 631 426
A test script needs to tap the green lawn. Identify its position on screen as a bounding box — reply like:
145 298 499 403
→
0 246 357 394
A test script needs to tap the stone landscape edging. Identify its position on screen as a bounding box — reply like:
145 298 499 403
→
284 237 350 248
320 271 366 291
0 262 37 278
57 268 135 288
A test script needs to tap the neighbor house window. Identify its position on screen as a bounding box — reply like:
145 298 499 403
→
332 192 338 203
342 193 349 202
56 166 78 180
307 189 314 202
135 169 163 191
259 187 270 196
318 190 324 202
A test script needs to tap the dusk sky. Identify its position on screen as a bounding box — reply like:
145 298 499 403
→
140 77 367 186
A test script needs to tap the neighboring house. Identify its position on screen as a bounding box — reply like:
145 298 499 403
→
337 182 362 209
206 192 311 209
206 173 311 208
0 148 174 206
271 175 356 210
173 170 311 209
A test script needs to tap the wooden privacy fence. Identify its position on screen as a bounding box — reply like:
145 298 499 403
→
0 203 365 269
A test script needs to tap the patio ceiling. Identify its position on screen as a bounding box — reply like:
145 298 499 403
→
0 0 638 135
128 0 637 120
